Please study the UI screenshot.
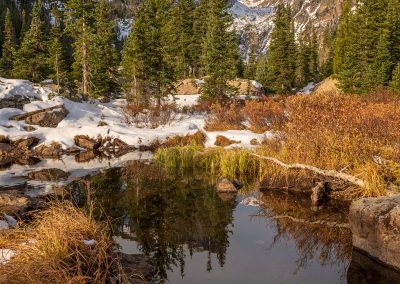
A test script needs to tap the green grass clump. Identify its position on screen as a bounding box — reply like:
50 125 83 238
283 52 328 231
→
155 146 267 180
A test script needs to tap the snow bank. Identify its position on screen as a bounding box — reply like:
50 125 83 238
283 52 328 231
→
0 78 272 151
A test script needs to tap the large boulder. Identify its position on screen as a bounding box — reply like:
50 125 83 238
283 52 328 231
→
11 105 68 128
349 195 400 270
26 106 68 127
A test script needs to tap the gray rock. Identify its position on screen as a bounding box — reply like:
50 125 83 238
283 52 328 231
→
0 220 9 231
349 195 400 270
215 178 239 193
0 95 30 109
25 105 69 128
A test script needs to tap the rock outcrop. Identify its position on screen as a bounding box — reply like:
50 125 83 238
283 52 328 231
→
349 195 400 270
11 105 69 128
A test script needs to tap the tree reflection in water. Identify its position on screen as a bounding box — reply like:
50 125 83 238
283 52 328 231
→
69 161 236 281
254 190 352 276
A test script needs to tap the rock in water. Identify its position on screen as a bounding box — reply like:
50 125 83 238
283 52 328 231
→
215 178 239 193
349 195 400 270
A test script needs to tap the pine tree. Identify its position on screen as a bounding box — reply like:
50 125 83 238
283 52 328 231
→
167 0 196 78
387 0 400 77
46 8 68 94
65 0 96 99
309 28 319 82
333 0 351 75
13 0 47 82
244 45 257 80
338 0 393 93
201 0 239 101
255 54 268 89
89 0 119 97
192 0 210 77
390 63 400 93
122 0 175 106
295 34 310 88
0 9 16 78
264 4 296 94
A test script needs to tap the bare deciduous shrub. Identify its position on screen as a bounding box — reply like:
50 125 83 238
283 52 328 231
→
241 97 288 133
205 103 244 131
123 102 178 129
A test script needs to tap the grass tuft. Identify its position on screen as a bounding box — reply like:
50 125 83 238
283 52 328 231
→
0 202 115 284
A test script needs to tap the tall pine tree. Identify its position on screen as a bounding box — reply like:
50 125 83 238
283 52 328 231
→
89 0 119 97
122 0 175 106
0 9 16 78
201 0 239 101
65 0 96 99
167 0 196 78
13 0 47 82
333 0 351 75
46 7 68 94
263 4 296 94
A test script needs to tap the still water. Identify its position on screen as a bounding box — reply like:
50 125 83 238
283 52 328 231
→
4 156 398 283
67 160 357 284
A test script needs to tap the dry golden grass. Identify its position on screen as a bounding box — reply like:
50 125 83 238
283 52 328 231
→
0 202 115 284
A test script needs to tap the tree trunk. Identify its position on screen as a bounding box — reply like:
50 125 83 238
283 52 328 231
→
82 21 89 101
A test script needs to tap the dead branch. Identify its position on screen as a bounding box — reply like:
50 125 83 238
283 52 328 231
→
250 214 350 229
250 153 365 188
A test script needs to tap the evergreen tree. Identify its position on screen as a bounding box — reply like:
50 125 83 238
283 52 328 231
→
244 45 257 80
338 0 393 93
295 34 310 88
192 0 210 77
387 0 400 76
201 0 239 101
13 0 47 82
255 53 268 89
390 63 400 93
309 28 319 82
167 0 196 78
46 7 68 94
89 0 119 97
65 0 96 99
333 0 351 75
0 9 16 78
264 4 296 94
122 0 175 106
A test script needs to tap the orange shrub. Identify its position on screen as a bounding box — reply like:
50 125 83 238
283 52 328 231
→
205 103 244 131
241 97 288 133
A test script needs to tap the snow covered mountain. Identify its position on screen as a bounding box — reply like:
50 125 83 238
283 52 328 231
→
229 0 346 57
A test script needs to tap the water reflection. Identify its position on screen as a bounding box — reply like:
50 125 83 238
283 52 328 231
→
69 161 236 281
64 160 399 283
257 190 352 273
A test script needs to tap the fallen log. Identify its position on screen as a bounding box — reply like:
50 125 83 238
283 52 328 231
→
250 153 366 188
